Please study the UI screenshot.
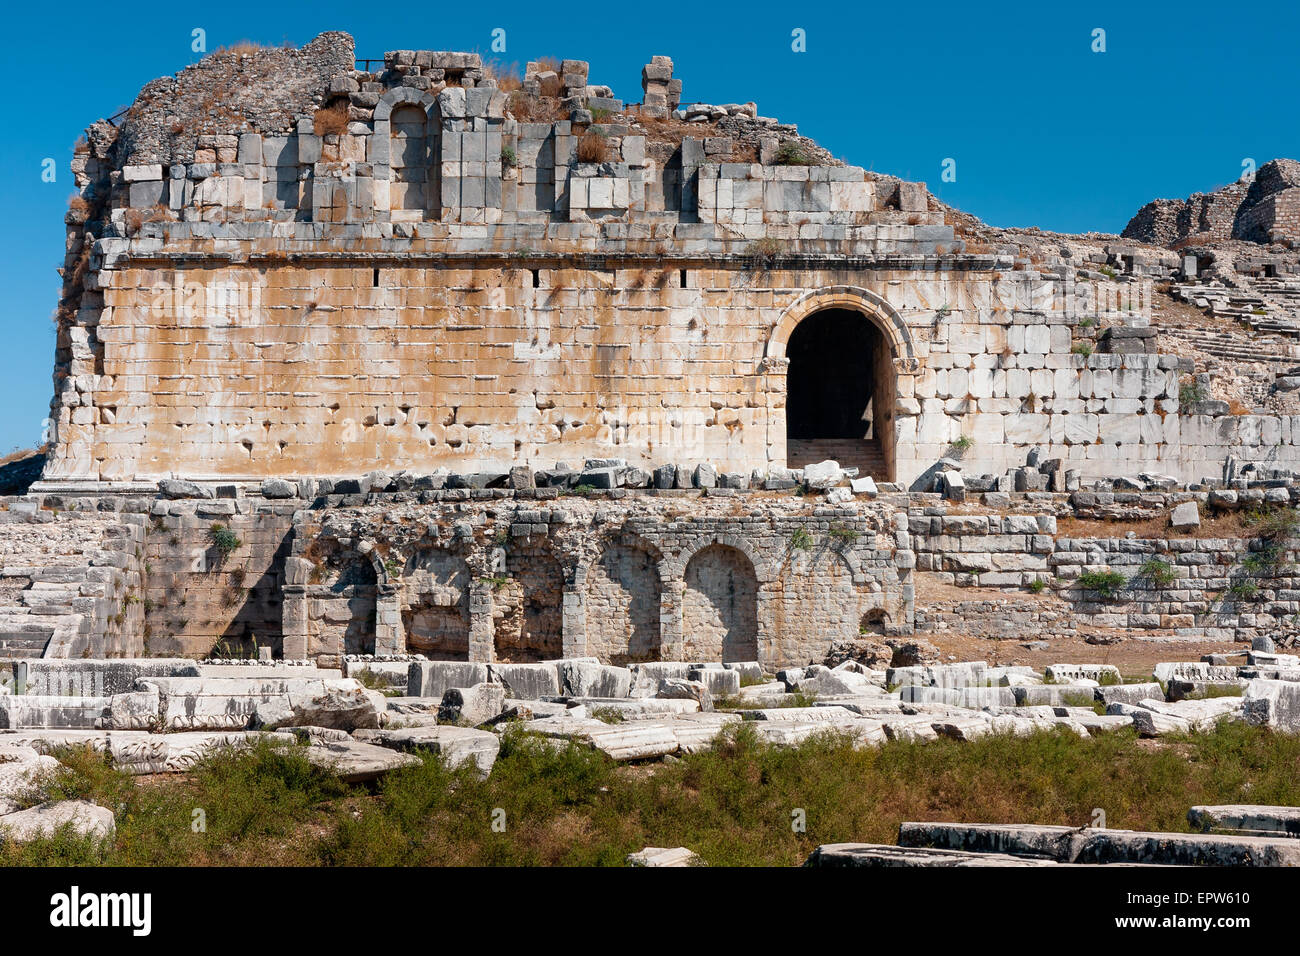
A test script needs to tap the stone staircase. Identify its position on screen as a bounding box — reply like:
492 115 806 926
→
0 623 51 658
1172 279 1300 337
1162 327 1300 365
787 438 888 479
0 505 146 660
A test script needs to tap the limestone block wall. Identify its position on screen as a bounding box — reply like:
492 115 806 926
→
49 229 1300 489
0 501 147 659
912 490 1300 643
912 511 1057 587
697 164 880 232
141 502 295 658
45 40 1300 491
47 227 1300 490
1237 190 1300 245
1048 534 1298 642
283 495 912 669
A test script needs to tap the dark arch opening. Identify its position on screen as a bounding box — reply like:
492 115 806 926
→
785 308 894 479
786 309 876 439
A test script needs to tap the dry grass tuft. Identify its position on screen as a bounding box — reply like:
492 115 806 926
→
213 41 273 57
531 57 564 97
576 130 608 164
483 60 522 92
66 195 92 225
506 91 566 124
313 101 350 136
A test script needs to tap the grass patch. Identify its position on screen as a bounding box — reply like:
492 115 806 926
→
10 725 1300 867
1137 558 1177 587
1243 506 1299 542
1179 380 1207 405
208 524 241 563
773 140 813 166
828 524 859 545
1058 691 1104 713
590 707 626 725
1185 684 1246 700
1227 581 1260 601
1075 569 1127 600
1242 543 1289 576
948 434 973 457
351 668 398 694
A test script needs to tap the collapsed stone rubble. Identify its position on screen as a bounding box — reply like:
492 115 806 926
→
2 645 1298 858
806 810 1300 867
2 646 1297 768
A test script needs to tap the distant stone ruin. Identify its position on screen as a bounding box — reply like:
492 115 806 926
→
1123 158 1300 248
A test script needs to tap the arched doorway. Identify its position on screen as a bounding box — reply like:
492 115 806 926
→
784 308 892 479
585 540 663 666
682 544 758 663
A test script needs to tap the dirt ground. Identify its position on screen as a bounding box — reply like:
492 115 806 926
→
918 630 1237 680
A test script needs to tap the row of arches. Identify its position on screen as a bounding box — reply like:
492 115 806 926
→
297 530 889 665
302 535 881 666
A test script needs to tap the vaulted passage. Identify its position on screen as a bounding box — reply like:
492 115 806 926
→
494 544 564 662
400 547 470 660
585 542 662 665
682 545 758 663
785 308 894 479
310 549 377 656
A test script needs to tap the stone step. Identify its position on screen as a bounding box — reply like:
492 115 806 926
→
0 633 50 657
898 821 1300 866
1189 804 1300 837
805 843 1061 867
787 438 887 478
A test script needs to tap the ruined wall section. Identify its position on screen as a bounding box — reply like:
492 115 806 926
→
911 486 1300 644
43 35 1300 490
1123 181 1248 247
0 501 147 659
1234 159 1300 246
141 500 295 658
282 495 912 670
1123 160 1300 248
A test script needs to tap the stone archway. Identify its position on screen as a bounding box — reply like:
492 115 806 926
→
400 546 470 660
584 539 663 665
765 287 916 482
682 544 759 663
372 88 442 221
493 543 565 662
308 547 378 657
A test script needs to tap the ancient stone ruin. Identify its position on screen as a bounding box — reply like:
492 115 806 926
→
5 33 1300 860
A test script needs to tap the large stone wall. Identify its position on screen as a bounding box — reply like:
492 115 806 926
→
141 502 295 657
42 35 1300 495
53 244 1300 486
911 486 1300 643
281 494 912 670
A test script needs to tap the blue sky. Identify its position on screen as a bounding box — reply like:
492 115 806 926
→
2 1 1296 452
